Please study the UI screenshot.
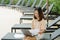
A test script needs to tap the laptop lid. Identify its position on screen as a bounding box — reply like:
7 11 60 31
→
21 29 32 36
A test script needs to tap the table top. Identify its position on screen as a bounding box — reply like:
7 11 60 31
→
1 33 24 40
12 23 31 29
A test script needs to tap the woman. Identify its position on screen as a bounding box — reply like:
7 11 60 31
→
24 7 46 40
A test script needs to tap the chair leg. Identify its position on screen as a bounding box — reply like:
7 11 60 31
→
52 39 54 40
11 29 13 33
15 29 16 33
20 19 22 24
40 39 47 40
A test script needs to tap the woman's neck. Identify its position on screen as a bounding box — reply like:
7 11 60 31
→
35 18 43 22
37 18 39 20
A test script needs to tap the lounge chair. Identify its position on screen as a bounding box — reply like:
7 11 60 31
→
11 23 59 33
22 3 53 15
8 0 12 5
9 0 22 7
39 28 60 40
11 16 60 33
8 0 42 11
18 2 47 15
8 0 36 8
19 0 42 10
8 0 31 8
20 4 54 23
44 3 54 15
1 28 60 40
8 0 23 6
1 0 14 6
47 16 60 28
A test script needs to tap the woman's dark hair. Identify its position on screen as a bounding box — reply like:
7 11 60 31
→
34 7 44 21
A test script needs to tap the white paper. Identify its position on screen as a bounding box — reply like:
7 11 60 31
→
29 29 40 36
14 33 25 38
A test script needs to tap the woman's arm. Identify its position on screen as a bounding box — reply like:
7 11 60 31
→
39 19 46 34
32 19 35 29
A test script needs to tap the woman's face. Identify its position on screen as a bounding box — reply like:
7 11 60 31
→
34 10 39 18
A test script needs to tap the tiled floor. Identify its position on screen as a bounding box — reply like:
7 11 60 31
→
0 6 22 40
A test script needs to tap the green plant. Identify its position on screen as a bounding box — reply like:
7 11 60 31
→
36 0 60 15
0 0 60 14
51 0 60 14
0 0 2 3
12 0 18 5
4 0 9 4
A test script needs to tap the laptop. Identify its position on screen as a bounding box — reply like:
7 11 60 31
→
21 29 33 36
21 29 39 36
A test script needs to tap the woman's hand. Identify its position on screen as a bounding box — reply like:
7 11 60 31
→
38 31 43 35
39 29 45 34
